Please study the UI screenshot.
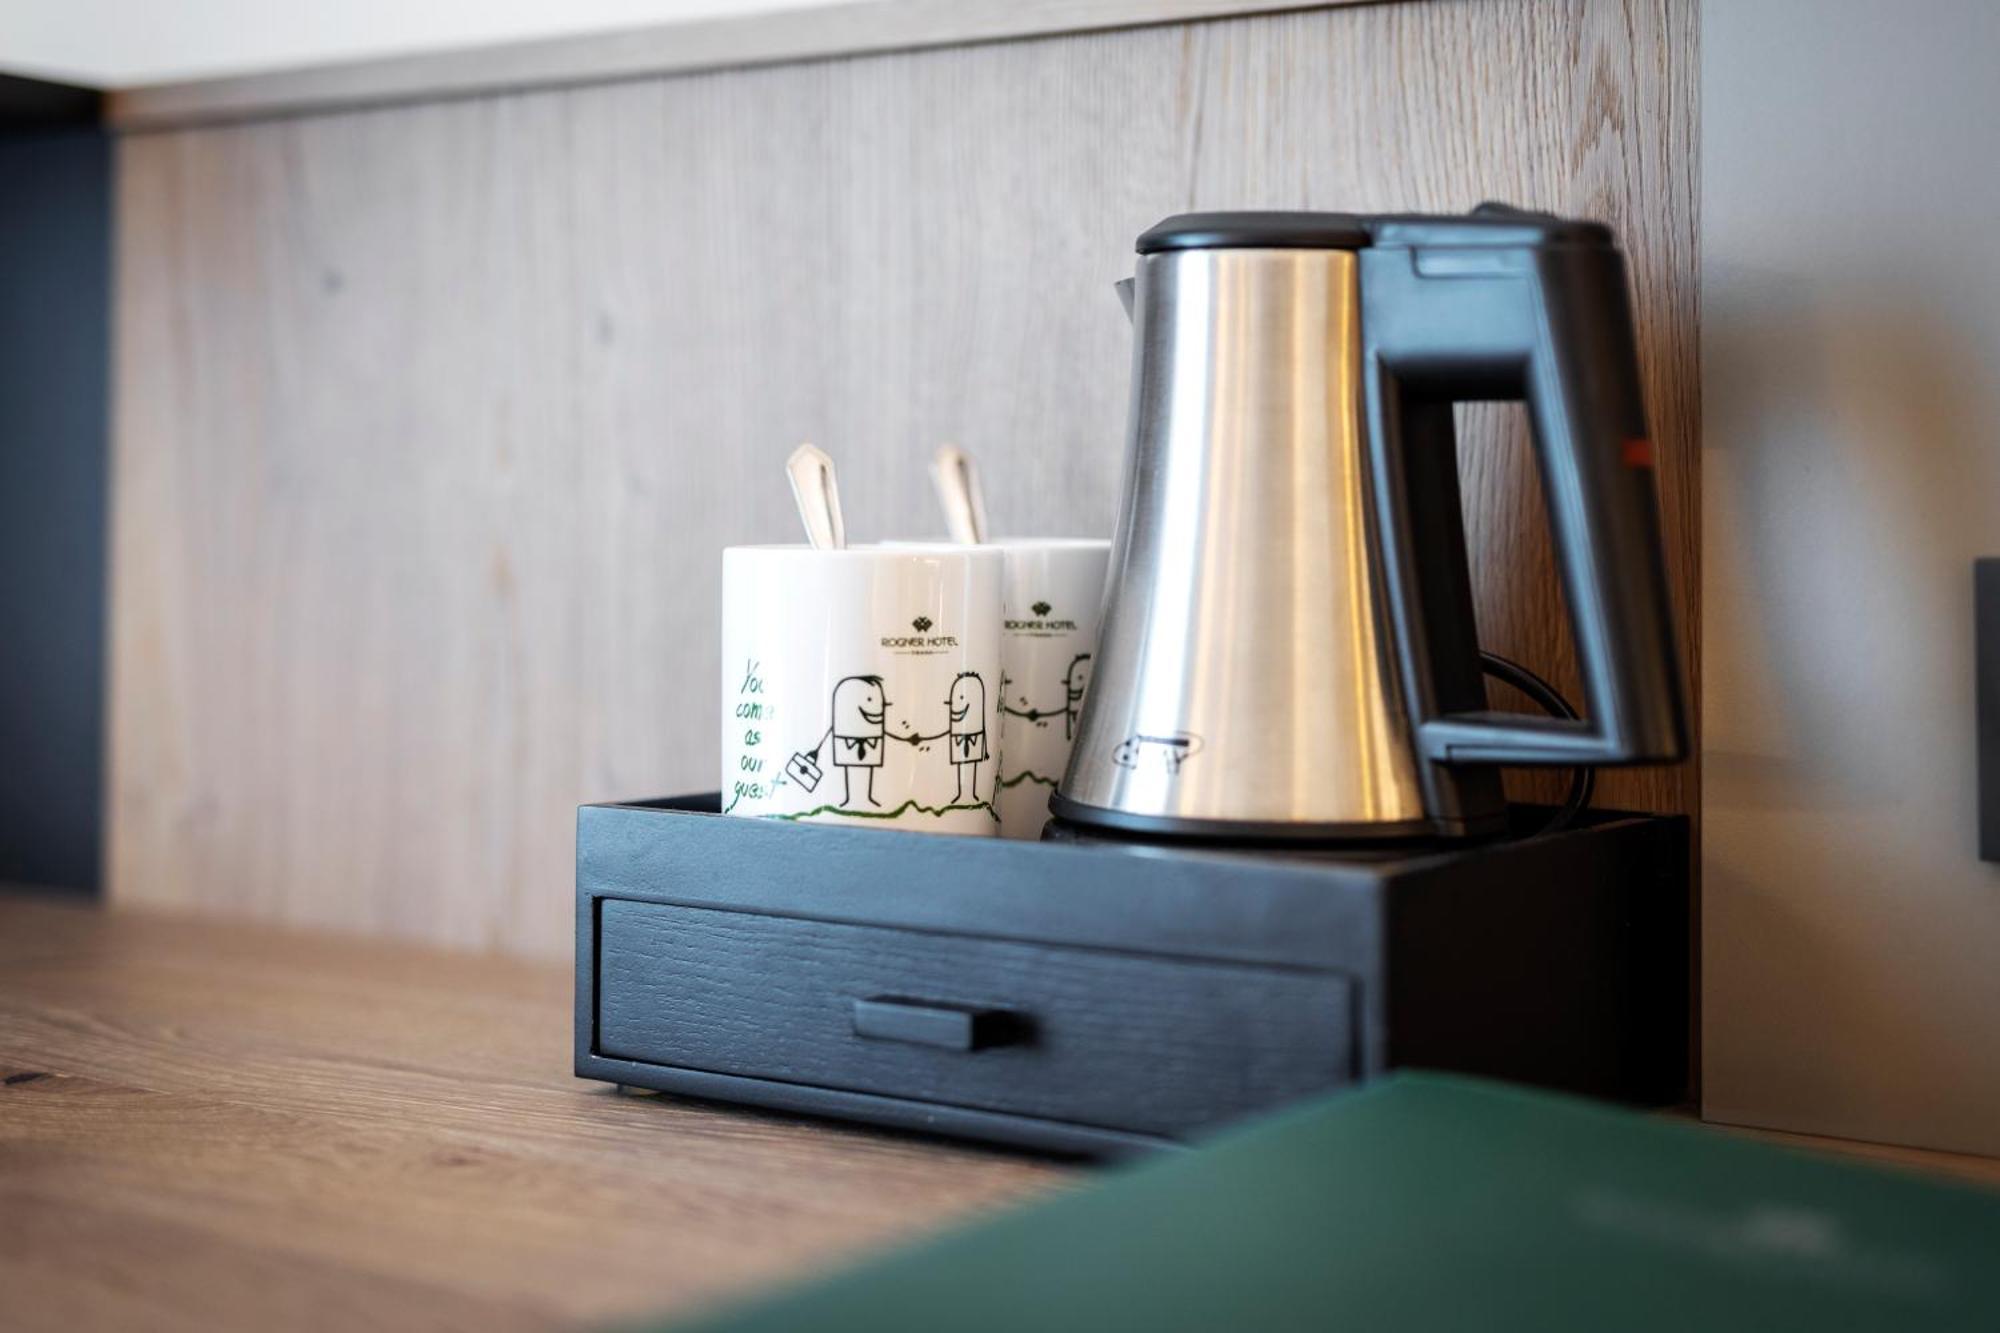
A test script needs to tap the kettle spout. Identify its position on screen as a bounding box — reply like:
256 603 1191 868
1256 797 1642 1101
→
1114 277 1135 323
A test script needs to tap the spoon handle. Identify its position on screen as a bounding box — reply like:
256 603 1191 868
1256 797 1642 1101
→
786 443 846 550
932 444 988 545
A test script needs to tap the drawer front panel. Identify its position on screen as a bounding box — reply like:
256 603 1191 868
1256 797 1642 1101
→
595 899 1352 1137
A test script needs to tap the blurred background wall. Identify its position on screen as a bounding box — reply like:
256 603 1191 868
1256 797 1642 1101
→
0 76 109 896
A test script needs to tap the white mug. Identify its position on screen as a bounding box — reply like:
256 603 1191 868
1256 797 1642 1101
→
991 540 1112 838
721 544 1004 834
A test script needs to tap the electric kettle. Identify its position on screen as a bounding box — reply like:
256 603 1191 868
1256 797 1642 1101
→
1052 205 1687 841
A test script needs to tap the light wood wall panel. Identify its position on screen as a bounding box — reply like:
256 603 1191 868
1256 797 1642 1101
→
110 0 1698 957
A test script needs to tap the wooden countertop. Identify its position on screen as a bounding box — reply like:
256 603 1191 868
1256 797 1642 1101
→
0 894 1066 1332
5 892 1996 1331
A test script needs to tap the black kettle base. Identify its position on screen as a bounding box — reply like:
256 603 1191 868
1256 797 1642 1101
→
1042 790 1508 850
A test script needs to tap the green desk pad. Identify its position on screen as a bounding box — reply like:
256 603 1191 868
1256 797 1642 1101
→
664 1073 2000 1332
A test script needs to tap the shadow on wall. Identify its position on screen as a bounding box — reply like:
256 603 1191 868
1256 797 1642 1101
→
0 123 110 895
1703 264 1999 835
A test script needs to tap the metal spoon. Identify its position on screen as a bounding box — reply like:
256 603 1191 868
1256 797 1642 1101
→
931 443 989 545
786 443 846 550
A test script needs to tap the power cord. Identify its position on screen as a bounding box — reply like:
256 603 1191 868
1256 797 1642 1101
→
1476 650 1595 836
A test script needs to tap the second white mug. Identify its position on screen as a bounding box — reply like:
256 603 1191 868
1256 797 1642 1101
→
991 539 1112 838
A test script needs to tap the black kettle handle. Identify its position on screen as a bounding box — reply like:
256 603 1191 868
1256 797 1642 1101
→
1357 227 1687 767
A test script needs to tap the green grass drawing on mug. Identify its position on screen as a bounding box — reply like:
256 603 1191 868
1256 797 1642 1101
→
751 798 1000 824
997 770 1059 792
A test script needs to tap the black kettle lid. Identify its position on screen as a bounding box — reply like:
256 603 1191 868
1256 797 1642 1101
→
1135 203 1612 253
1136 211 1370 253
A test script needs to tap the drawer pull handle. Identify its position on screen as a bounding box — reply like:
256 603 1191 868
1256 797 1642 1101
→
852 996 1028 1052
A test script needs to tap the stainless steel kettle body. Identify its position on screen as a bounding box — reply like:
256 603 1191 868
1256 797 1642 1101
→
1053 208 1688 841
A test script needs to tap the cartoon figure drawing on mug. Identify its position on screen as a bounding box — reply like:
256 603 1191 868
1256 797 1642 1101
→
1062 653 1092 740
785 670 994 813
788 675 890 807
946 672 989 801
828 675 889 805
998 654 1093 740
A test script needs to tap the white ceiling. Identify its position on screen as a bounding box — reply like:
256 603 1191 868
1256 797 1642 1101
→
0 0 845 88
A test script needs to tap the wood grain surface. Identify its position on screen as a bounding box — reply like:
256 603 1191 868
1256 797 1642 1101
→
108 0 1700 957
0 894 1068 1333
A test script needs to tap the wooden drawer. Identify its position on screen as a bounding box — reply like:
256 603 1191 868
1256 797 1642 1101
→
595 899 1354 1138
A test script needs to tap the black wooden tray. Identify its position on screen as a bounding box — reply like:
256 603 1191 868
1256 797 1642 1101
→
575 795 1688 1155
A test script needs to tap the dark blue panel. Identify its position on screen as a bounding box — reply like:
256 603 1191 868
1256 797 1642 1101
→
0 125 110 894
